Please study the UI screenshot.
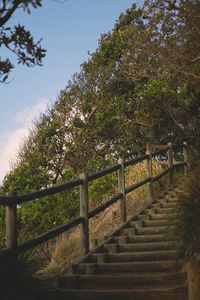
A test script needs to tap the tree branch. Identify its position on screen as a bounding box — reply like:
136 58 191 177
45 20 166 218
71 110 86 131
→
0 0 21 27
191 56 200 63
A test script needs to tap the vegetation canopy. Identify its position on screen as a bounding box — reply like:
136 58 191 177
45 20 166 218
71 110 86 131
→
0 0 67 82
0 0 200 246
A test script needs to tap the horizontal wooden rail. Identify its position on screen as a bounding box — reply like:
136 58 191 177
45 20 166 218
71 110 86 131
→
16 216 83 253
124 154 149 167
125 177 151 194
88 164 120 182
16 178 83 205
0 142 188 256
0 196 13 206
124 147 146 159
152 167 171 182
88 193 122 219
173 144 186 149
173 161 187 168
151 146 170 157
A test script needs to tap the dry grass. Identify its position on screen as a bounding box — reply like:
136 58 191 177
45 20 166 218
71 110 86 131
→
37 160 167 277
38 231 82 276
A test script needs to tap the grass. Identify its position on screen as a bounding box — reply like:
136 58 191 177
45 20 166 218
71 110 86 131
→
38 232 82 276
37 160 171 277
0 159 183 282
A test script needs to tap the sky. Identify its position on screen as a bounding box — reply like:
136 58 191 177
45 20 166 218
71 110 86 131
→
0 0 143 182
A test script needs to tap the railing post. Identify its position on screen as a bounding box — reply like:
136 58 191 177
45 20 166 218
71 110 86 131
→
167 142 173 185
79 173 89 254
6 192 17 249
118 158 126 224
146 143 154 201
183 141 189 175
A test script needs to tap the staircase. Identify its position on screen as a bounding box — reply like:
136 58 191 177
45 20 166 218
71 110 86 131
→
44 179 188 300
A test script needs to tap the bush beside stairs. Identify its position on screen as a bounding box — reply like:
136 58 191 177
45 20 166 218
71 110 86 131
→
40 179 188 300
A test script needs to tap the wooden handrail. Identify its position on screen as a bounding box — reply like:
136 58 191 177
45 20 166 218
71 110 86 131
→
17 178 83 205
88 164 120 182
124 153 149 167
0 196 13 206
151 146 170 157
173 161 187 167
0 142 188 255
152 167 171 182
88 193 122 219
124 146 146 159
125 177 151 194
16 216 83 254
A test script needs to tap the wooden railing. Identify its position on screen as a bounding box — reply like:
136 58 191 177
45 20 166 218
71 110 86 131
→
0 142 189 256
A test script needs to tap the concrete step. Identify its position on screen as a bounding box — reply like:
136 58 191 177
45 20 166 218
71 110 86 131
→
93 250 177 263
150 213 176 220
136 226 169 235
112 235 129 244
122 228 136 235
161 202 178 209
77 260 183 274
164 197 179 203
169 189 183 195
155 208 176 214
103 241 176 253
117 241 175 252
114 234 175 243
137 214 151 221
60 272 186 289
129 220 143 228
50 285 187 300
63 180 187 300
167 191 179 196
144 208 156 215
143 220 169 227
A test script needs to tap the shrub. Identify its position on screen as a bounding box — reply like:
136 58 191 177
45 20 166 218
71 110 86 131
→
174 165 200 261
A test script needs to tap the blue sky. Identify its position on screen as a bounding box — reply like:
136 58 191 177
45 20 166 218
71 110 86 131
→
0 0 143 181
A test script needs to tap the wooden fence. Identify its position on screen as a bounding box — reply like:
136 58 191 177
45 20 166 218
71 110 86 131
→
0 142 189 256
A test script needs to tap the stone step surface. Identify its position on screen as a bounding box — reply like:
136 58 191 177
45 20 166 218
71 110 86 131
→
105 241 175 252
93 250 178 263
52 179 188 300
78 260 183 274
161 202 178 209
59 272 186 289
44 285 187 300
143 220 169 227
155 207 176 214
150 213 176 220
166 198 179 203
114 233 175 243
136 226 170 235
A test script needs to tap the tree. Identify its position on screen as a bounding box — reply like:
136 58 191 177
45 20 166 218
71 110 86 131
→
1 1 200 244
2 1 200 190
115 0 200 145
0 0 46 82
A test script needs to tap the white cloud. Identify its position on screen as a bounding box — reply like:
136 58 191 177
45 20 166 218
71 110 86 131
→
0 99 50 183
16 99 49 127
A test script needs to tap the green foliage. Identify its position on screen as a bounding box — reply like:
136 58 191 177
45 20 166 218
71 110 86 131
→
89 173 118 206
17 190 80 241
134 80 176 118
1 1 200 247
0 1 46 82
2 162 49 195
